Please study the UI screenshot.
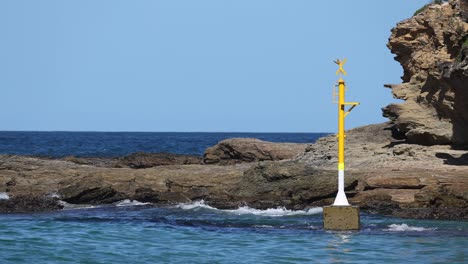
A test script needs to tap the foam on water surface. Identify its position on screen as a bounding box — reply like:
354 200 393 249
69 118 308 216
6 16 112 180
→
48 192 61 198
58 199 152 210
225 206 323 216
0 192 9 200
386 223 435 232
176 200 323 217
58 200 98 210
115 199 151 207
175 200 217 210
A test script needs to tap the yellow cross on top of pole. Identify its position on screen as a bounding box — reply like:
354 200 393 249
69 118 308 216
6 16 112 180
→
334 58 347 76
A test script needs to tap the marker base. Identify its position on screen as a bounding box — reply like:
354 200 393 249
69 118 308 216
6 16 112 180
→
323 205 360 230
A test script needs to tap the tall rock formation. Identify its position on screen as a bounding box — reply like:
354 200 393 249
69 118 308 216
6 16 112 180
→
383 0 468 147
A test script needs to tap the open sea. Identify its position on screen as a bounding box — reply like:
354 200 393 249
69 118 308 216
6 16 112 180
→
0 132 466 264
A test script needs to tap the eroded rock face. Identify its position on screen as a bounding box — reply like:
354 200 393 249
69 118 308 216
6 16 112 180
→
384 0 468 147
203 138 307 165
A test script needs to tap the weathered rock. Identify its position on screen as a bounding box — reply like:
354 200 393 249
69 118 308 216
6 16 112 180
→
351 169 468 220
59 186 126 204
203 138 307 165
60 152 202 168
0 155 249 212
384 0 468 147
62 156 118 167
0 196 63 213
115 152 201 168
297 122 468 170
292 121 468 219
230 160 358 209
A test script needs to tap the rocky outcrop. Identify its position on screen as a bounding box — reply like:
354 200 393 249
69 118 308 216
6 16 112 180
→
1 135 467 220
0 155 248 212
352 169 468 220
288 122 468 219
296 122 468 170
203 138 307 165
231 160 358 210
383 0 468 147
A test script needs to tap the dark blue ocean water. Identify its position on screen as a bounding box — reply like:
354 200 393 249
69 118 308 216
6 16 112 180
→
0 131 327 157
0 132 467 263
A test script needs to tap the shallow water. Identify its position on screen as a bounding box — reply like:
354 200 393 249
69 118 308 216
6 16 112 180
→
0 201 466 264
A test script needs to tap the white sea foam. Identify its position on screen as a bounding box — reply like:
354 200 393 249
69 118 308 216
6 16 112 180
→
58 200 97 210
48 192 61 199
253 225 274 228
0 192 10 200
175 200 217 210
387 223 434 232
225 206 323 217
176 200 323 217
115 199 151 207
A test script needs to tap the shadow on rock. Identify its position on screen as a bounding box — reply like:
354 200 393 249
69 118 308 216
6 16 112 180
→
435 152 468 165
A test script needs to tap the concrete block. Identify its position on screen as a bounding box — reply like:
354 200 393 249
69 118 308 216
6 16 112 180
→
323 205 360 230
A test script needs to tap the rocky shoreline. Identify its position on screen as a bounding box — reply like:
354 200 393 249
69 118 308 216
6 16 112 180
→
1 0 467 220
0 122 466 220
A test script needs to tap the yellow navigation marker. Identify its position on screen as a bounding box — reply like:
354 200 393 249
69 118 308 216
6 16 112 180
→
333 58 358 206
334 58 347 76
323 58 361 231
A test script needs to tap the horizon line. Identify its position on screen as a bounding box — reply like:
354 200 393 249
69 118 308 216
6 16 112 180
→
0 130 332 134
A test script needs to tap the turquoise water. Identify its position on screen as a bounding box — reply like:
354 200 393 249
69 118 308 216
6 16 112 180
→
0 202 466 264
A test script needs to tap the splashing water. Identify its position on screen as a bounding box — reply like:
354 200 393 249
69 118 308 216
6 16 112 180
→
0 192 9 200
115 199 151 207
175 200 323 216
386 223 435 232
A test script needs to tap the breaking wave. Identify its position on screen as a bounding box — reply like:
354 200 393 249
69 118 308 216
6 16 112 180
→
175 200 217 210
59 199 151 209
58 200 97 210
115 199 151 207
387 223 435 232
176 200 323 217
0 192 10 200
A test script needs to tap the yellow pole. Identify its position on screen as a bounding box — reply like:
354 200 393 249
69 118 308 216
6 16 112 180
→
338 78 345 172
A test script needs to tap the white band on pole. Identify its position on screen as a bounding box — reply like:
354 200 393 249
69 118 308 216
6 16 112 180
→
333 169 349 206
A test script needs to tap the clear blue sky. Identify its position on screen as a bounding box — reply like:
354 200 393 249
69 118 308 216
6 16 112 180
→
0 0 427 132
